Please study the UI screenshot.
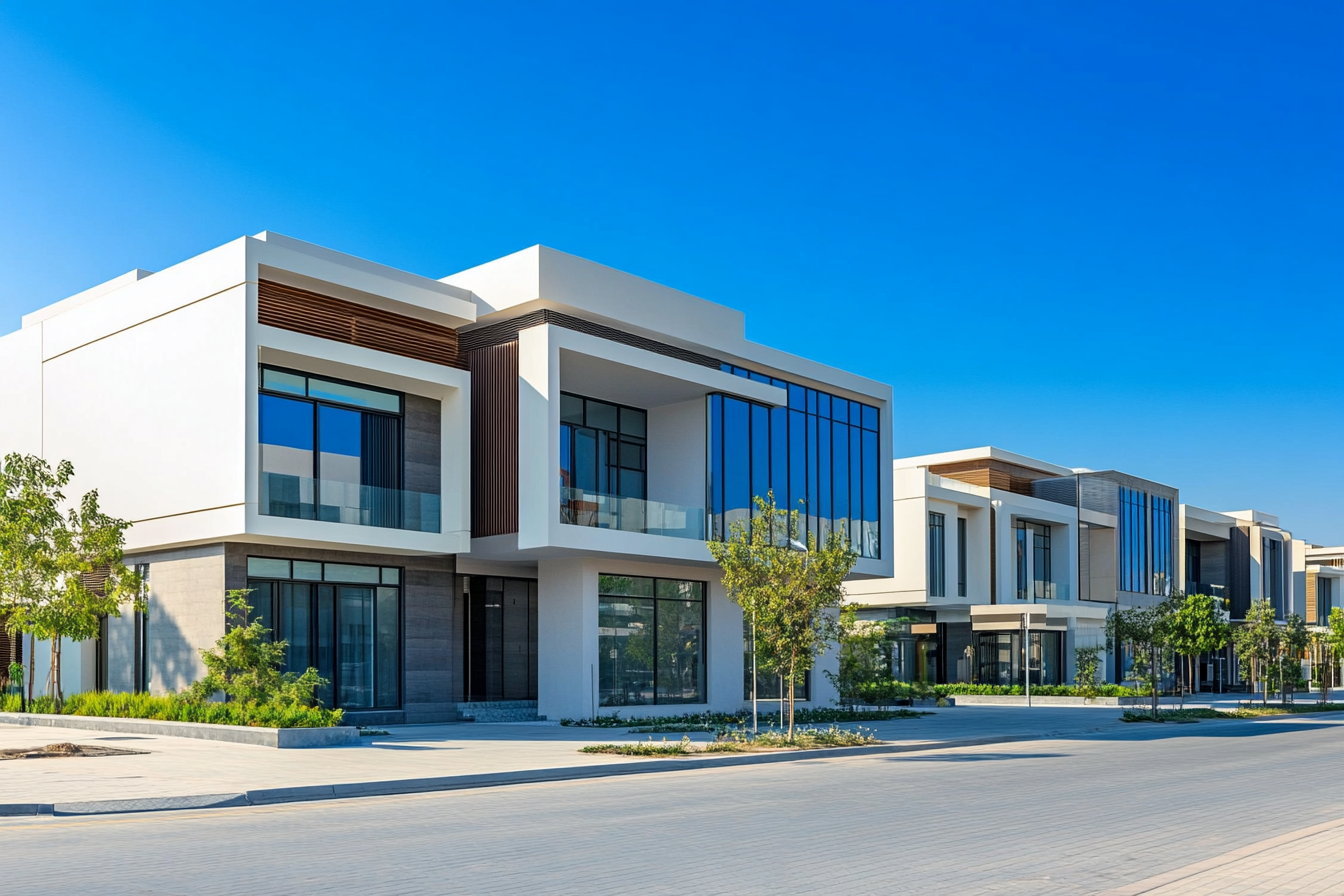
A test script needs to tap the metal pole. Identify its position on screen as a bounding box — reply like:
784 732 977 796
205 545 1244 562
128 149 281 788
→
1024 608 1032 708
751 608 758 734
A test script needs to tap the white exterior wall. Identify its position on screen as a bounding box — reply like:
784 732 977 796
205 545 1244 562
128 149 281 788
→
646 398 705 513
535 554 832 721
0 325 44 456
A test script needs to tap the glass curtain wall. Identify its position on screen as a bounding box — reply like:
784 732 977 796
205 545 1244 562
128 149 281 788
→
957 518 967 598
928 513 946 597
975 631 1062 686
559 393 647 498
1263 538 1283 617
598 575 705 706
1119 487 1149 593
1151 496 1173 595
1014 522 1053 599
709 365 882 559
246 557 401 710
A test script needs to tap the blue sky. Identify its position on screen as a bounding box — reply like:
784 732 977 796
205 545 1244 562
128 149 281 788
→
1 3 1340 542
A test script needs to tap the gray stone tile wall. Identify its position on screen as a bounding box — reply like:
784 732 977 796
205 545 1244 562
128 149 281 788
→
121 545 228 697
224 543 456 723
404 394 441 497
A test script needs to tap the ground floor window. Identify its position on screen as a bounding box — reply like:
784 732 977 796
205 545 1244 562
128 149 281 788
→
599 574 705 706
247 557 401 710
743 615 810 701
462 576 538 702
976 631 1062 687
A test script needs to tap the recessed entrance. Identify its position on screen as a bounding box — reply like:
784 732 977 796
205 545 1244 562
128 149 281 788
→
462 576 538 702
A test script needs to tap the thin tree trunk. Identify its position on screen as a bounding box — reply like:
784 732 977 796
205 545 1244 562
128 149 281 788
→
53 637 63 707
27 631 35 710
787 661 796 739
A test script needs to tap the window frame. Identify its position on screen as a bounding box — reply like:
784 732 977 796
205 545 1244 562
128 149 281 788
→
597 573 707 707
928 512 946 598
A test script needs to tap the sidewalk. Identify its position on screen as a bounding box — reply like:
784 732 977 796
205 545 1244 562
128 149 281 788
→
0 703 1316 815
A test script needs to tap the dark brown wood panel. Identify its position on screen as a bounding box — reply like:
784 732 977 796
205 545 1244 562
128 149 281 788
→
929 458 1058 498
258 279 467 370
469 341 519 537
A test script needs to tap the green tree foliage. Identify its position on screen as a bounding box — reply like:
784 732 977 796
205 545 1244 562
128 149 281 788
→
186 590 326 708
707 492 858 737
1106 597 1178 720
0 453 142 707
1233 598 1280 706
828 604 894 707
1319 608 1344 704
1271 614 1310 703
1168 591 1231 699
1073 646 1102 701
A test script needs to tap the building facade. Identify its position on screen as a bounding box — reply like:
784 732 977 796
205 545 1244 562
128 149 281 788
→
846 447 1180 687
0 234 893 722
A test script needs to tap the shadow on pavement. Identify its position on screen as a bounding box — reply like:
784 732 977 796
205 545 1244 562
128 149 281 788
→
887 752 1069 762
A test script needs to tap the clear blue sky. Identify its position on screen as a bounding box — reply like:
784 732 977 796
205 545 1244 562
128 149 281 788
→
1 3 1340 543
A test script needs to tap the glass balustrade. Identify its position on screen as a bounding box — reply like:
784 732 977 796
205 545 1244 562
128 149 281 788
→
260 472 440 533
560 487 705 539
1015 581 1071 601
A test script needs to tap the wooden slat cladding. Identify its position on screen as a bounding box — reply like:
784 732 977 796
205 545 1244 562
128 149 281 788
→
929 458 1059 499
470 341 519 537
258 279 467 370
1306 571 1317 624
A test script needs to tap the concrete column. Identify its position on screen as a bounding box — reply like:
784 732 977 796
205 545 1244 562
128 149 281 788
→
537 557 597 721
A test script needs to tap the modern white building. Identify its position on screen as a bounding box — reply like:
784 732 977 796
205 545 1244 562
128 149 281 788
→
0 234 893 723
846 447 1180 687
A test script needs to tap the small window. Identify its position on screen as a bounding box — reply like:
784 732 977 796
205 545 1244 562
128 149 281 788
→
619 406 646 438
957 518 968 598
307 377 401 414
560 394 585 425
585 399 618 432
248 557 291 578
381 567 400 585
262 368 307 396
292 561 323 581
323 563 381 584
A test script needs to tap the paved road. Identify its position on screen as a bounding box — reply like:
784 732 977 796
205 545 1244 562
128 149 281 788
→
6 714 1344 895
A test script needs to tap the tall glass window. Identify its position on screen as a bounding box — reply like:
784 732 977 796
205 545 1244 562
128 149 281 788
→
1151 496 1173 595
259 367 414 530
709 366 882 559
598 574 705 706
1263 537 1283 617
928 512 946 597
246 557 401 710
1119 487 1148 593
1015 521 1052 599
956 518 968 598
559 393 647 499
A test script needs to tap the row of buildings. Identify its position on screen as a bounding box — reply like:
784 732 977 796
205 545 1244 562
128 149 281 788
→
0 234 1338 723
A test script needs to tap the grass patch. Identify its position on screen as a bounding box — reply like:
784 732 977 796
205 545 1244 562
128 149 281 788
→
1122 703 1344 723
563 707 929 730
579 726 883 756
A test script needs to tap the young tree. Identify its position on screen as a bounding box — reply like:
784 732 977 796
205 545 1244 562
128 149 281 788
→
1321 607 1344 704
1233 598 1279 706
1168 591 1231 702
0 453 142 707
1073 646 1102 702
187 590 325 707
1277 614 1309 704
708 492 858 737
1106 598 1177 721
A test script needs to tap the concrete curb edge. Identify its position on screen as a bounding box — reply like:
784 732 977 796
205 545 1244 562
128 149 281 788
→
0 732 1039 817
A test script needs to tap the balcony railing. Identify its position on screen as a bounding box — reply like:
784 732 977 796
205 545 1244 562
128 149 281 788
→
1187 582 1226 598
560 487 705 540
1015 582 1071 601
261 473 440 533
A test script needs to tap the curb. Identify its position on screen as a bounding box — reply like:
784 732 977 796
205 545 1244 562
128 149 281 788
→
0 712 359 748
0 733 1039 818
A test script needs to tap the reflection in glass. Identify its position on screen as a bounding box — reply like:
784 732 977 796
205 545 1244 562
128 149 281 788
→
280 583 311 676
599 575 704 706
260 395 315 518
338 586 374 709
375 587 400 708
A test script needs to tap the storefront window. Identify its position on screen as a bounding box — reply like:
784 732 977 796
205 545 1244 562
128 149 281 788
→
599 575 704 706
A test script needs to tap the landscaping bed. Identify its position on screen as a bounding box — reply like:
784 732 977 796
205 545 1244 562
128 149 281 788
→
1123 703 1344 723
1 691 341 729
579 725 882 756
562 707 929 732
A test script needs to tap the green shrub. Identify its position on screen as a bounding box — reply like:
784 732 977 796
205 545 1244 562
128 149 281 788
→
58 690 341 728
580 737 695 756
932 683 1140 698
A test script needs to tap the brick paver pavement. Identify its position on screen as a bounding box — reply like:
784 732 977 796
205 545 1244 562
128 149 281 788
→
4 711 1344 894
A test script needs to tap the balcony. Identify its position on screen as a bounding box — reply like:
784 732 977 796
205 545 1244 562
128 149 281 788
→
560 487 705 540
1186 582 1226 598
260 473 441 533
1015 582 1071 601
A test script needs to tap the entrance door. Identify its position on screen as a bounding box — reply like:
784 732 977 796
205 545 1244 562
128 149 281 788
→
463 576 538 701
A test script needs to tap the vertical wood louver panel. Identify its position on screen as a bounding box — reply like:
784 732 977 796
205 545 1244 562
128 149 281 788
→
469 341 519 537
257 279 467 370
